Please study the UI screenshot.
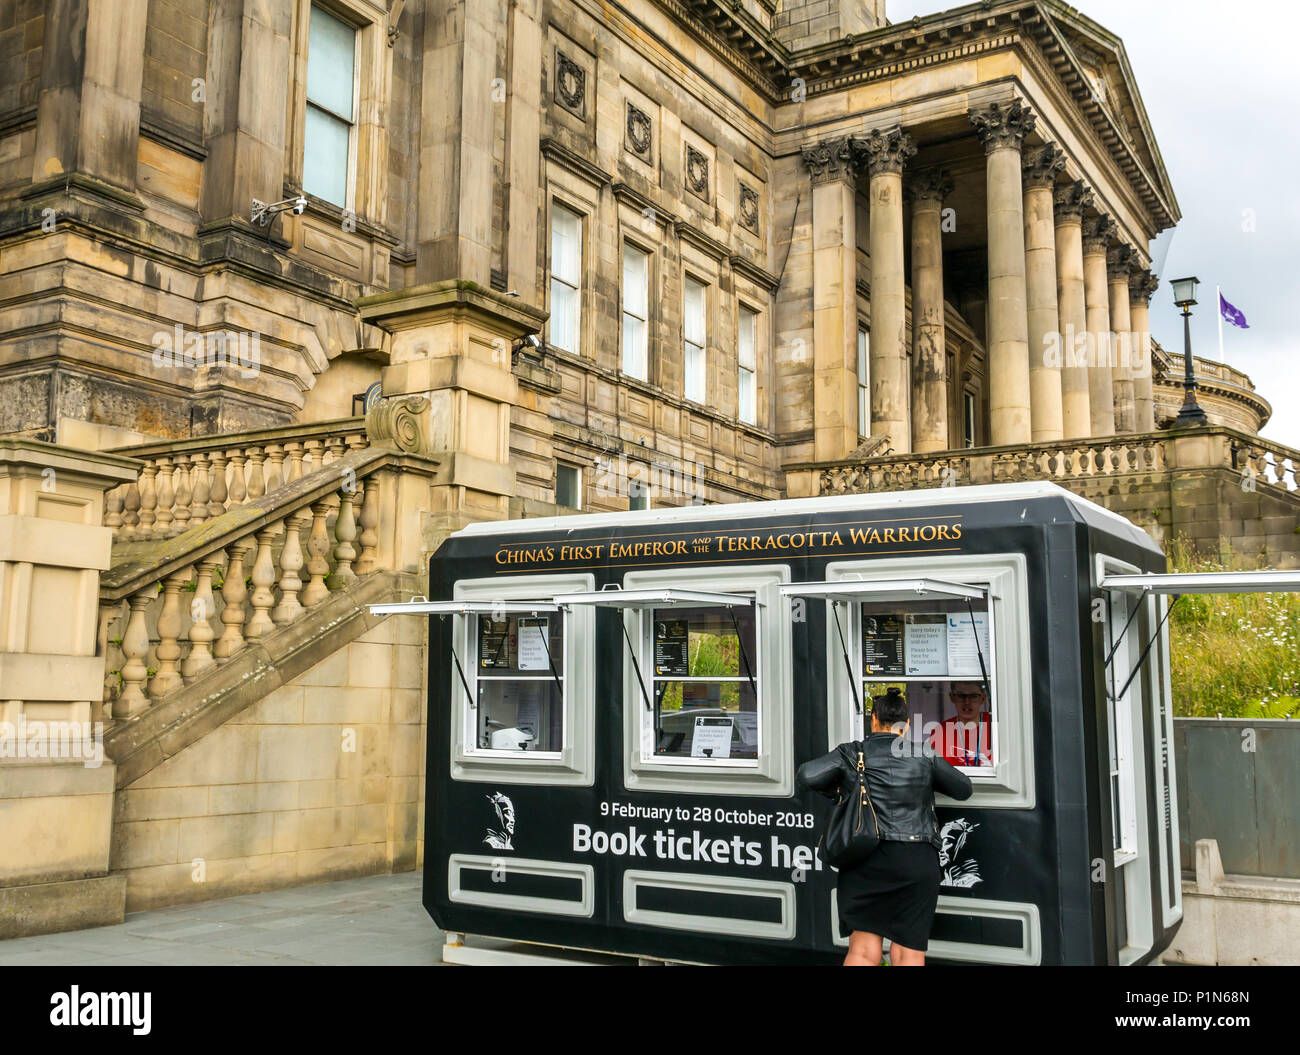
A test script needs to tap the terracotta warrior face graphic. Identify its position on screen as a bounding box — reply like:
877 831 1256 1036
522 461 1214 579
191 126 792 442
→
938 818 982 889
484 792 516 851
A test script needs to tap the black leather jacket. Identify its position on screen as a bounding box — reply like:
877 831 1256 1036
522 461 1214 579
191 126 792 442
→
796 732 974 850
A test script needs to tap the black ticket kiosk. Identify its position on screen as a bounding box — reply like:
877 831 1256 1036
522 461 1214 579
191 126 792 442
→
372 482 1192 965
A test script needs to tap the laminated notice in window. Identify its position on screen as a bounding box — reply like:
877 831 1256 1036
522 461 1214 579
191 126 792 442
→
691 716 733 759
904 616 948 676
946 612 990 677
517 617 550 671
862 614 904 676
654 618 689 675
479 618 511 668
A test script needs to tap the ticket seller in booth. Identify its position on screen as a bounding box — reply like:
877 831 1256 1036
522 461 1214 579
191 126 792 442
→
930 681 993 767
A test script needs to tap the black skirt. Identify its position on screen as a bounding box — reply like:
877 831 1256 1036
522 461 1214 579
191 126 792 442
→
837 838 942 951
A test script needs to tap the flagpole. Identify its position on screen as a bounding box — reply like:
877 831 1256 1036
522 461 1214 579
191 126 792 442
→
1216 284 1225 362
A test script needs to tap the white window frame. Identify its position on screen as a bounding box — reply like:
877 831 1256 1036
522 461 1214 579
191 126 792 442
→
549 203 583 354
821 553 1035 809
303 3 360 210
449 573 596 786
683 276 707 403
621 242 650 380
621 565 794 795
964 390 977 449
857 326 870 438
738 304 757 425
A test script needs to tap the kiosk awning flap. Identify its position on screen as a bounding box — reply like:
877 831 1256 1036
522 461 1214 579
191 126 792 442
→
779 578 988 603
368 597 560 616
552 588 754 610
1099 571 1300 595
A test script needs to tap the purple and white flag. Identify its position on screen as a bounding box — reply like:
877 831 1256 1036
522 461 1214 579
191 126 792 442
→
1219 293 1249 330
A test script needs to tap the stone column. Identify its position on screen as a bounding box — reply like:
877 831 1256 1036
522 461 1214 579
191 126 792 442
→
1022 143 1066 443
201 0 292 225
1129 270 1160 432
1053 181 1093 439
357 281 547 535
858 126 917 453
505 0 543 300
1082 213 1118 437
31 0 150 191
971 101 1035 447
1107 243 1137 434
802 136 862 461
908 169 954 454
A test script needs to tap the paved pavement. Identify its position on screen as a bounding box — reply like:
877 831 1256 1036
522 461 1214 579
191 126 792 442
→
0 872 445 966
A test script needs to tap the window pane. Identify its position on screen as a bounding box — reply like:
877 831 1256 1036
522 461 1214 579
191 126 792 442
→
307 5 355 120
738 365 755 424
623 245 648 316
478 613 565 677
556 464 580 509
684 279 705 344
303 105 350 206
550 279 578 353
622 315 645 378
684 341 704 402
738 308 756 369
550 206 581 284
653 681 758 759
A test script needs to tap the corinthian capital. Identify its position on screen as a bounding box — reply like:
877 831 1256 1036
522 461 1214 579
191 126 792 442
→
1107 242 1137 280
853 126 916 178
1129 269 1160 305
1082 213 1117 255
1053 180 1094 222
1022 143 1066 189
800 135 857 185
970 99 1036 154
906 168 954 204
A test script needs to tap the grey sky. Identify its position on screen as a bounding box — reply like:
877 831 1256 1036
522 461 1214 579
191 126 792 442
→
888 0 1300 450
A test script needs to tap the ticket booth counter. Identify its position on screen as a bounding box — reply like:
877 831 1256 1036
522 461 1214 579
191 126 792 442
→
370 482 1294 965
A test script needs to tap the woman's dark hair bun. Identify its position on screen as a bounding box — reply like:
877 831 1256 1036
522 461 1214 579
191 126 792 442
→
872 686 909 725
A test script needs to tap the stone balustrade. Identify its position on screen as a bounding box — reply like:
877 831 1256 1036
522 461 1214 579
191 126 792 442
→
101 417 367 539
1233 436 1300 494
98 446 392 722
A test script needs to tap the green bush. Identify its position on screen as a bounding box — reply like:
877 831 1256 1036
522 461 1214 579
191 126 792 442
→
1167 536 1300 718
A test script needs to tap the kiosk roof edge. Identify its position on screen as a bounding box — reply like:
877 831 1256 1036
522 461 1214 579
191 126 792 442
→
453 482 1140 539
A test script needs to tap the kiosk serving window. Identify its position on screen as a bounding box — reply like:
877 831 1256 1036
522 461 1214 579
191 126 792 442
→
474 612 565 753
796 555 1034 809
650 605 758 762
859 598 996 769
444 573 596 787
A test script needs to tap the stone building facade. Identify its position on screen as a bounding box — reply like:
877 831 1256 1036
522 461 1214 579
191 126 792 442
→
1 0 1297 936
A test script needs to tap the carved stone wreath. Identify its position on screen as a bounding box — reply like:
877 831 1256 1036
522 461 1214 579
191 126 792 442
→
738 183 759 233
684 145 709 198
626 103 652 163
555 52 585 118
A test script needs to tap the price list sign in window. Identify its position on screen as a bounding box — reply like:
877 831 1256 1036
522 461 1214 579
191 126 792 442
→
861 599 995 769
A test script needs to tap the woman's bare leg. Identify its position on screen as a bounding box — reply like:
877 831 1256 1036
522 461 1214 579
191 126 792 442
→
889 941 926 966
844 930 883 966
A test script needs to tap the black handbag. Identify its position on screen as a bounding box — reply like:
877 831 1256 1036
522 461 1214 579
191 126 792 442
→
819 742 881 869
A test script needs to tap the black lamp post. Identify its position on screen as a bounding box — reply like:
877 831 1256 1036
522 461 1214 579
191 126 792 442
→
1170 276 1209 427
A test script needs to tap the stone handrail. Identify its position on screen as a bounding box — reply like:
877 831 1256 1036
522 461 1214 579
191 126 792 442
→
98 446 434 723
787 425 1293 497
102 416 367 539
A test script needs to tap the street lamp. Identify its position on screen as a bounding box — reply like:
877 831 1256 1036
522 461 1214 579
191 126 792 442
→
1170 276 1209 427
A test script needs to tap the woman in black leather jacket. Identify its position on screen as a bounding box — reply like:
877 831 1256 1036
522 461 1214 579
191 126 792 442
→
796 687 973 966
